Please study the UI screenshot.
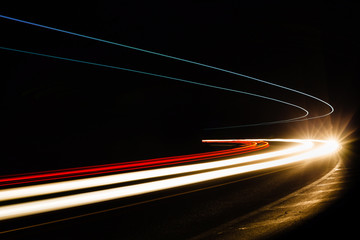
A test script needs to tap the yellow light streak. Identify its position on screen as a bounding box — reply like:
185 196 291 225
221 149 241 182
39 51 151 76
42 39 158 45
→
0 139 310 201
0 139 340 221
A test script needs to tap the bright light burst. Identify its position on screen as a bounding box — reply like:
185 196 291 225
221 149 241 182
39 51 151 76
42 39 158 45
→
0 14 347 233
0 139 340 221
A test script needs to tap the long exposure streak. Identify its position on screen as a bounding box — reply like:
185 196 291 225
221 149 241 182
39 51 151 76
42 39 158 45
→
0 141 263 186
0 139 340 221
0 14 334 127
0 14 340 232
0 46 309 127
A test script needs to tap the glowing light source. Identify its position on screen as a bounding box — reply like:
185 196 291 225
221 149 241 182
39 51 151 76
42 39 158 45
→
0 139 340 221
0 14 341 224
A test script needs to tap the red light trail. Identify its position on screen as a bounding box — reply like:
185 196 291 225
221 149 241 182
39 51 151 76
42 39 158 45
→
0 141 267 187
0 13 342 237
0 139 339 221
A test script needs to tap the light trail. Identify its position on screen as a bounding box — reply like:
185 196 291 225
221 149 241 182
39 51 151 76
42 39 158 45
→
0 139 340 221
0 141 263 186
0 141 270 201
0 14 340 228
0 45 309 126
0 14 334 127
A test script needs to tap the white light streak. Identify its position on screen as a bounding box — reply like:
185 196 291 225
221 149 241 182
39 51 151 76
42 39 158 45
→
0 139 340 221
0 140 309 201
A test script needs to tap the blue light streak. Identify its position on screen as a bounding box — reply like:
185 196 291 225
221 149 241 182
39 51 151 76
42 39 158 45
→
0 14 334 128
0 45 308 125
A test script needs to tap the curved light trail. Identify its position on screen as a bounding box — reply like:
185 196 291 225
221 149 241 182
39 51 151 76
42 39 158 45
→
0 14 341 234
0 14 334 127
0 139 340 221
0 45 309 127
0 141 264 187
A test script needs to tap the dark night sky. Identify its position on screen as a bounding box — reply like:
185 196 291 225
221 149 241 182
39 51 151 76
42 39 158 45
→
1 1 359 174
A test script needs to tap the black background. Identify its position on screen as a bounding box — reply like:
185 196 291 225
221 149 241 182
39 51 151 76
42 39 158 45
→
1 0 359 238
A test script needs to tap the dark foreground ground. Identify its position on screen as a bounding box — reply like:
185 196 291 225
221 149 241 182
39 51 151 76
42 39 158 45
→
275 149 360 240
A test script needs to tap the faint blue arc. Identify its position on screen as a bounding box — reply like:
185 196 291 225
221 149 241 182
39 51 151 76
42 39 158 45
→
0 46 308 124
0 14 333 127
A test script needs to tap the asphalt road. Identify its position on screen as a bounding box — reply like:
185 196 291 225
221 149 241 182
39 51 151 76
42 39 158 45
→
0 145 344 240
